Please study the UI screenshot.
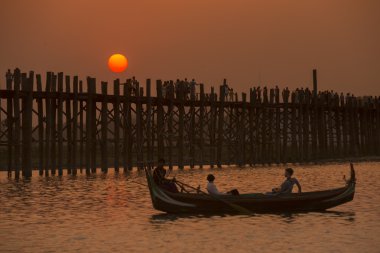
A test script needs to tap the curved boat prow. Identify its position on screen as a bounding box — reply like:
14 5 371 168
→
349 163 356 184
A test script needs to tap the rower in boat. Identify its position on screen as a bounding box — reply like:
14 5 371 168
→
153 158 179 193
272 168 302 194
206 174 240 196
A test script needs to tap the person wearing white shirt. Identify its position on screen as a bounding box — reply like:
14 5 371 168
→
206 174 239 196
206 174 225 195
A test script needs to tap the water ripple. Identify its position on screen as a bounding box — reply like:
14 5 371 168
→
0 162 379 253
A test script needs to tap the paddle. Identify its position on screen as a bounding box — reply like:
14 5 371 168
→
174 179 252 215
126 178 148 187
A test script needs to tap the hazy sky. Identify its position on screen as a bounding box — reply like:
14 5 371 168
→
1 0 379 95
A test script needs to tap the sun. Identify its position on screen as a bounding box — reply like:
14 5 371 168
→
108 54 128 73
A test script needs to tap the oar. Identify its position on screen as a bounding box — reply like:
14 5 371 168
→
126 178 148 187
174 179 252 215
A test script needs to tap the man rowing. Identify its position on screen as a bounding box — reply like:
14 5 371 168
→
153 158 179 193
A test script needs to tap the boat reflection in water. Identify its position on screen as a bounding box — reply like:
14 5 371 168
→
149 210 356 224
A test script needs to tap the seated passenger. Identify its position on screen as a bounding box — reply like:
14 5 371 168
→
206 174 239 196
272 168 302 194
153 158 179 193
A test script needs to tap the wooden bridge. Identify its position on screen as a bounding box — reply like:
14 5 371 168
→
0 69 379 178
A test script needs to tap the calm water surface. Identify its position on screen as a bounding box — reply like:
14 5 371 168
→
0 162 379 253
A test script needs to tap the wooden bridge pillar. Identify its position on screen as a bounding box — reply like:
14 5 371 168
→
146 79 152 166
178 83 185 169
376 98 380 155
57 73 64 175
290 93 297 162
311 95 318 161
254 91 260 164
353 98 360 156
72 77 79 175
199 84 205 168
44 72 52 176
240 93 247 166
51 74 57 175
6 70 13 177
36 74 44 175
341 96 348 156
303 92 310 162
210 87 216 168
85 77 94 174
334 96 341 158
156 80 164 162
167 82 174 170
13 70 21 179
167 81 175 170
297 93 304 162
136 85 144 169
216 85 225 168
114 79 120 172
327 96 334 157
101 82 108 173
21 71 34 178
268 89 274 164
123 81 133 171
79 81 84 173
282 90 289 163
248 89 254 166
261 91 268 164
275 88 281 164
189 83 196 168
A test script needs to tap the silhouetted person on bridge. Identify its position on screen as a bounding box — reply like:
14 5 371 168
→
6 69 13 82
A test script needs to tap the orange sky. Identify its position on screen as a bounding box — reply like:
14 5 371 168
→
1 0 379 95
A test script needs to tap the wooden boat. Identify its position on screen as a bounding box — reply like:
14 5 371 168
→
145 165 356 214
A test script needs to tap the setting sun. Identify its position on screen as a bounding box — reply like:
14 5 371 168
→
108 54 128 73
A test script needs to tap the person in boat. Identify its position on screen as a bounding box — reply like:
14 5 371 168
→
153 158 179 193
206 174 239 196
272 168 302 194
